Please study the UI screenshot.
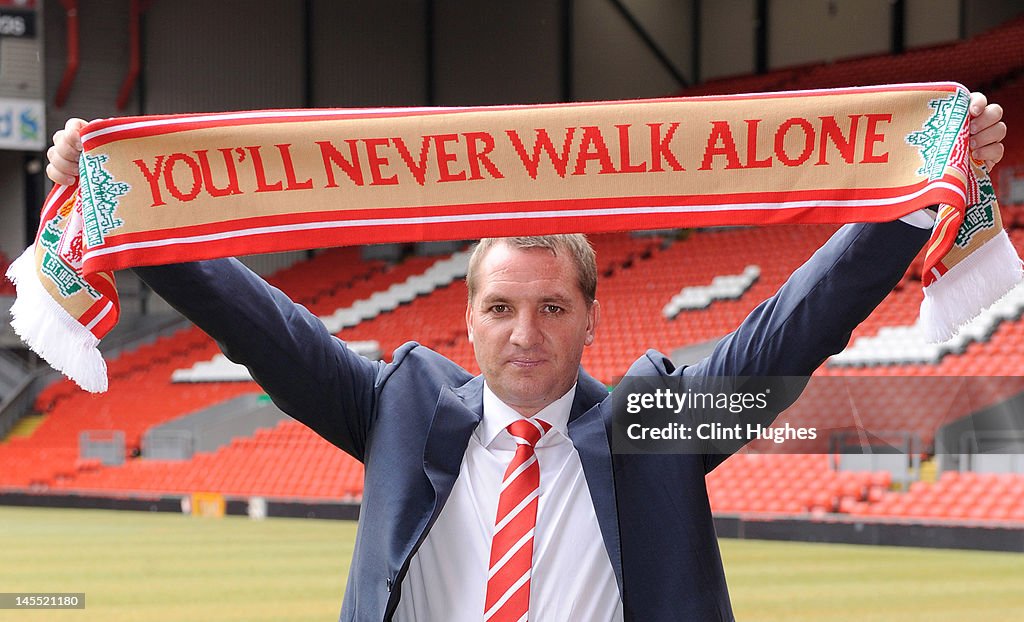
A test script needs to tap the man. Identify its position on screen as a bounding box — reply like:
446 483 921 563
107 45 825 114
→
46 94 1006 621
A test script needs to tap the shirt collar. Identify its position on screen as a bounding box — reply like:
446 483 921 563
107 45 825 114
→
479 382 576 448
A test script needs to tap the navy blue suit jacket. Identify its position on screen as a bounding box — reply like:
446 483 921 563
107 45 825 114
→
136 221 929 621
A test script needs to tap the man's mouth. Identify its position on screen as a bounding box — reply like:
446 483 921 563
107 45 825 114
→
508 358 546 368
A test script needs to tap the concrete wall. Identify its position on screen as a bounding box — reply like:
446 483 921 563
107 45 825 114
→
0 151 26 255
308 0 428 107
768 0 892 68
964 0 1024 37
0 1 44 255
143 0 305 113
33 0 1024 133
44 0 138 123
906 0 960 49
435 0 563 105
0 26 44 100
700 0 757 80
574 0 694 100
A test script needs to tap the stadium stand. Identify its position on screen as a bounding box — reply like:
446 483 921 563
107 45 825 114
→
828 278 1024 366
850 471 1024 523
2 16 1023 528
4 222 1022 514
171 250 472 382
662 265 761 318
705 453 894 515
48 419 364 501
0 326 249 474
580 225 835 382
819 228 1024 377
685 15 1024 97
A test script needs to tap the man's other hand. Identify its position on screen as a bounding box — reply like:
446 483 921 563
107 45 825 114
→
46 117 88 187
969 92 1006 171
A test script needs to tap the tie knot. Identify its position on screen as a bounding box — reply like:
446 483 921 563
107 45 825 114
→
506 418 551 447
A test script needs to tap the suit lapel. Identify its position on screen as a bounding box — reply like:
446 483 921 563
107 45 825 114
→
384 377 483 618
567 370 624 595
422 375 484 519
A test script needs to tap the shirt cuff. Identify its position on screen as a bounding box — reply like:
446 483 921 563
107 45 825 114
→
898 208 937 229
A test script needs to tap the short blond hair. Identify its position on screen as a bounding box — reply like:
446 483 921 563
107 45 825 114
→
466 235 597 304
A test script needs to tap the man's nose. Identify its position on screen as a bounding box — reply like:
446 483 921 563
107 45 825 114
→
509 312 542 348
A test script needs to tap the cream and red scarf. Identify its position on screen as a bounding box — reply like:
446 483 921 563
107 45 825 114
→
7 83 1022 392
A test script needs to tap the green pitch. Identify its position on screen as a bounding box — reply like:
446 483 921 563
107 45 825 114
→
0 506 1021 621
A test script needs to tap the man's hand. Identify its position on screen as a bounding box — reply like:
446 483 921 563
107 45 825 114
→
46 117 87 187
969 92 1006 171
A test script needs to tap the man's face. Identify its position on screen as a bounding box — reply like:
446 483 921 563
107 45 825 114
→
466 242 599 417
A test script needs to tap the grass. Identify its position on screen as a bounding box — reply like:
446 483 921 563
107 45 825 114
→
0 506 354 621
720 539 1024 621
0 506 1021 621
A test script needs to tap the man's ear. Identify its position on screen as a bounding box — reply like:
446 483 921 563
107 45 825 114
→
465 303 474 343
584 299 600 347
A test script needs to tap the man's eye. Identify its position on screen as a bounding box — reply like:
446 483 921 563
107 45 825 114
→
543 305 563 314
490 304 509 313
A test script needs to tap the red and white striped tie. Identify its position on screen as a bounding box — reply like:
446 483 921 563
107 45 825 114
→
484 418 552 622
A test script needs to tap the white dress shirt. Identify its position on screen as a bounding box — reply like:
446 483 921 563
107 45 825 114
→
395 383 623 621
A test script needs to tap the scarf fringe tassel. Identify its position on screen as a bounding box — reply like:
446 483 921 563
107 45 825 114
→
5 246 108 393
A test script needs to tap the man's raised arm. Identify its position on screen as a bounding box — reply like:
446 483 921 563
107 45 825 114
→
687 91 1005 381
135 259 381 461
48 120 382 461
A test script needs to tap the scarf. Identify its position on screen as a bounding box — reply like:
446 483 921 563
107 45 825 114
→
7 82 1022 392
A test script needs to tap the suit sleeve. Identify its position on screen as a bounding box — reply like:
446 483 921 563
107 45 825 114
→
682 220 930 470
134 258 381 461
